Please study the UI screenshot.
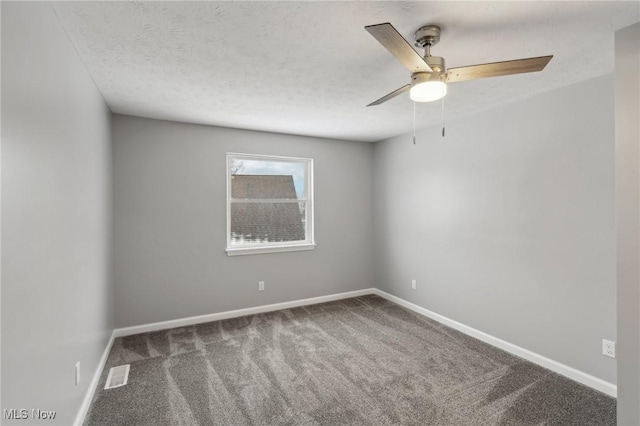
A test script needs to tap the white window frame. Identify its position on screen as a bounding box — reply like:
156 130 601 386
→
225 153 315 256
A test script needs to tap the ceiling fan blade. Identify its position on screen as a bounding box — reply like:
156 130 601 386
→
367 84 411 107
446 55 553 83
365 23 432 73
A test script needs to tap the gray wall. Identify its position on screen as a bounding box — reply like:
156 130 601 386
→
615 22 640 426
1 2 113 425
112 115 374 327
373 75 616 384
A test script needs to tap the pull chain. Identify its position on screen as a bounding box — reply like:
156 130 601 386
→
413 102 417 144
441 97 446 138
413 101 417 144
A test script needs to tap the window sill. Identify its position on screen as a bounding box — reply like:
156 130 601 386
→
226 243 316 256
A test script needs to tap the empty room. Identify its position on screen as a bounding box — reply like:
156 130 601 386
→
2 1 639 425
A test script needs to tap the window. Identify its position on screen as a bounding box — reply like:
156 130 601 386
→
226 153 314 256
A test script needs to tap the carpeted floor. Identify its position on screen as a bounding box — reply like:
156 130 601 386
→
85 295 616 425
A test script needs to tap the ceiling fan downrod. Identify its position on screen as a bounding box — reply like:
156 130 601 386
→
413 25 446 76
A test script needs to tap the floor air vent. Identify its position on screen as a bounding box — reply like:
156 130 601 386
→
104 364 130 389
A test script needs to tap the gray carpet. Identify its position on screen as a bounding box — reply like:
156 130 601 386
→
85 295 616 425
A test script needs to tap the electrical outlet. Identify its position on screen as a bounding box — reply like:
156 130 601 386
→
75 362 81 385
411 279 417 290
258 281 265 291
602 339 616 358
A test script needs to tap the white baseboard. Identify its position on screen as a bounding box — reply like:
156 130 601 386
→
114 288 375 338
74 329 116 426
373 289 617 398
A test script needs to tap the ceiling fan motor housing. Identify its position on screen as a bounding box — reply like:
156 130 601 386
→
425 55 445 73
412 56 447 86
411 69 445 86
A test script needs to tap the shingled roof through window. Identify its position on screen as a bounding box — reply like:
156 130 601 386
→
230 175 306 243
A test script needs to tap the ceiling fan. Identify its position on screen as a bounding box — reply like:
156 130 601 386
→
365 23 553 107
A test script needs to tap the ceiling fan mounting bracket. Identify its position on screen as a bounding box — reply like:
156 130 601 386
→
414 25 441 49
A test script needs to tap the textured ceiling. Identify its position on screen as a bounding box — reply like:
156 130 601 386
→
51 1 639 142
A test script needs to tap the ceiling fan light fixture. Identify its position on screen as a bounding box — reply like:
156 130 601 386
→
410 80 447 102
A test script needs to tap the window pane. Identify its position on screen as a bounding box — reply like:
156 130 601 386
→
231 175 299 200
230 158 306 199
230 202 306 245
